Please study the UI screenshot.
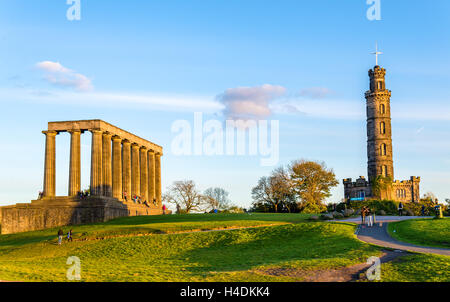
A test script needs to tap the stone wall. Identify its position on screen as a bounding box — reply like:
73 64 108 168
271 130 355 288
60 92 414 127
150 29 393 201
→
0 196 163 235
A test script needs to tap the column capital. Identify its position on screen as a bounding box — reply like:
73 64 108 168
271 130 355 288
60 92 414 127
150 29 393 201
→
67 129 82 134
122 139 131 145
140 146 148 151
148 149 155 154
102 131 113 138
131 143 140 148
90 129 103 135
42 130 58 136
112 135 122 141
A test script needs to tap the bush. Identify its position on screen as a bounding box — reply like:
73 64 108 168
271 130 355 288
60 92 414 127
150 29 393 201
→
377 210 386 216
349 200 445 216
336 202 347 212
349 200 398 215
301 202 327 214
404 200 440 216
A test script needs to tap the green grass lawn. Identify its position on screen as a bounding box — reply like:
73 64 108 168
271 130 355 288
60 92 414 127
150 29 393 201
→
381 254 450 282
0 213 448 282
388 218 450 249
0 213 311 247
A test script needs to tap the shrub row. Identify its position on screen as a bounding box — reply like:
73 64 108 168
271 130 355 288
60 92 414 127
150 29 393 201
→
337 199 447 216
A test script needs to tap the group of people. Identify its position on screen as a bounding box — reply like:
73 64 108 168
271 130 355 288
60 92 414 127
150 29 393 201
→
360 206 375 227
122 192 158 206
123 192 142 203
57 228 73 245
77 190 90 200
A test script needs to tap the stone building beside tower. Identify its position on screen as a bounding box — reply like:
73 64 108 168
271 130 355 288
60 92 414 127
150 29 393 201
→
343 65 420 202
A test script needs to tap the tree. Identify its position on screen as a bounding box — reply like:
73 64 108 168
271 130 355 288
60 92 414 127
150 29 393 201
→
422 192 437 202
204 187 231 211
251 167 297 213
162 180 207 213
289 160 338 213
269 167 297 213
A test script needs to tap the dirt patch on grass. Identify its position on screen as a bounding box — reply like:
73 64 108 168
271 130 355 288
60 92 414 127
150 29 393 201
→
258 250 408 282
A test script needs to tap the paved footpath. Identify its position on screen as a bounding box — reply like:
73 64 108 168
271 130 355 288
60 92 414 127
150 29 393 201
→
339 216 450 256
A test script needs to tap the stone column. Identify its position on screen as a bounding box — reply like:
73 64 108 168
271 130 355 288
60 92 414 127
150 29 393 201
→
68 130 81 196
42 130 58 198
112 136 123 200
131 143 140 198
140 147 148 202
90 130 103 196
122 140 132 201
155 153 162 205
148 150 156 204
102 132 113 197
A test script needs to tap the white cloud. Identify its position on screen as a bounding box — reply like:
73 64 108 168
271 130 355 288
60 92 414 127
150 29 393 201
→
217 84 286 120
36 61 93 92
0 88 221 112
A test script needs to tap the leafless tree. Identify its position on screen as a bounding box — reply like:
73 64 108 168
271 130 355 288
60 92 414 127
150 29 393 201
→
163 180 208 213
251 167 296 213
204 187 231 211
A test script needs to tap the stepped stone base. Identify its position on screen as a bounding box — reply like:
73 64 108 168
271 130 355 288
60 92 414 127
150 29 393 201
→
0 197 165 235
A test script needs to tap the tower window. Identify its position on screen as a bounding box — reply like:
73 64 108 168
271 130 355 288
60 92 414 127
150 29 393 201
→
380 144 387 156
381 165 387 177
380 122 386 134
377 81 383 90
380 104 385 114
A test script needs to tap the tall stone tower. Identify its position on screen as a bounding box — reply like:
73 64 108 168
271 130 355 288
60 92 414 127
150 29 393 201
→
365 65 394 181
343 58 420 203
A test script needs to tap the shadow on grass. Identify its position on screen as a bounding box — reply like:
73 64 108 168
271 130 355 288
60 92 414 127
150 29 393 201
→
0 213 311 249
177 223 379 275
101 213 311 226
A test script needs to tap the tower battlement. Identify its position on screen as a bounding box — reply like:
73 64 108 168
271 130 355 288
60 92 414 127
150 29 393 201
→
393 176 421 184
369 65 386 77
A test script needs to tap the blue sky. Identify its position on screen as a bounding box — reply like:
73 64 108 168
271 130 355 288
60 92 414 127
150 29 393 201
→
1 0 450 208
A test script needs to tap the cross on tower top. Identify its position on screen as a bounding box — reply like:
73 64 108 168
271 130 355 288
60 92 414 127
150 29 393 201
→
371 42 383 66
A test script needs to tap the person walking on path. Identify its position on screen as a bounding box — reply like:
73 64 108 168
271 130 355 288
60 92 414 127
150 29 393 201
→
67 229 73 242
361 206 367 225
366 208 373 227
421 204 426 216
57 229 64 245
162 204 166 215
398 202 404 216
